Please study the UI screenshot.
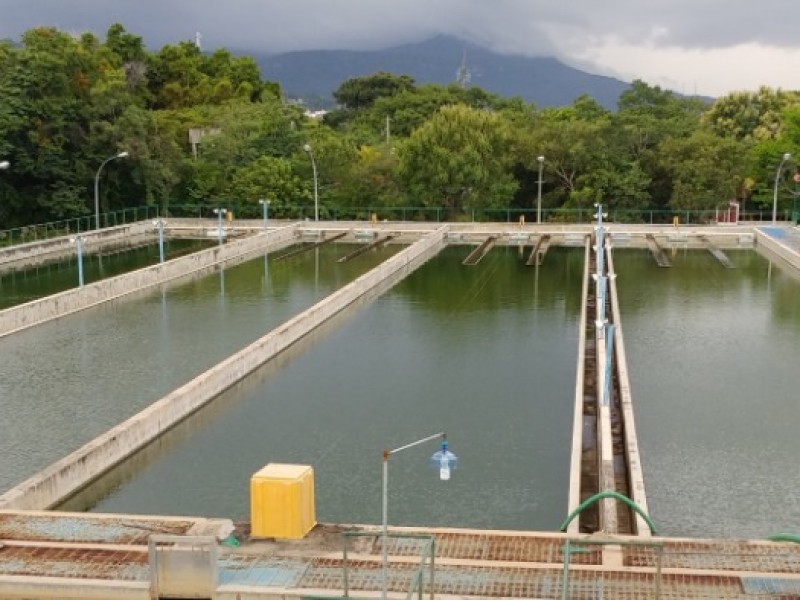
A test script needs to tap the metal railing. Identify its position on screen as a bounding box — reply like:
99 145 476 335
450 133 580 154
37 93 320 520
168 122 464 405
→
343 531 435 600
2 203 793 250
0 206 161 247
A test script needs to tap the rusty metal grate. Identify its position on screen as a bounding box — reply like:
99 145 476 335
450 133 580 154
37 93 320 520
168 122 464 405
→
0 513 194 545
0 545 148 581
371 532 602 565
624 540 800 574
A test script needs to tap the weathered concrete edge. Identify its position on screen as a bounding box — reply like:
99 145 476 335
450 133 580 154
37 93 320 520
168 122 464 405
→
566 237 590 535
0 222 152 267
0 224 298 339
606 247 650 537
754 228 800 271
0 226 449 510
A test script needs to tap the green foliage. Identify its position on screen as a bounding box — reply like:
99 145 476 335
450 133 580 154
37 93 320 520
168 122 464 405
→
398 104 518 214
1 24 799 227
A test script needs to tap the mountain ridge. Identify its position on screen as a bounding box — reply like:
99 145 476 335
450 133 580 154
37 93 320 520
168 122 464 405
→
248 35 633 109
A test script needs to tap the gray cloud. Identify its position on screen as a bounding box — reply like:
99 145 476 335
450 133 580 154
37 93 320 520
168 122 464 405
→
0 0 797 94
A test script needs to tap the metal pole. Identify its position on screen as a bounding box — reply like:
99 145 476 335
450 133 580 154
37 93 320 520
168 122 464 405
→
94 151 128 230
536 156 545 224
382 452 389 600
259 199 269 231
382 432 445 600
157 221 165 263
74 237 84 287
773 152 792 225
214 208 226 245
303 145 319 221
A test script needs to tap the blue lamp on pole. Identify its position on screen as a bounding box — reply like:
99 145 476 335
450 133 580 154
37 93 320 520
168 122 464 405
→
153 219 166 263
212 208 227 245
70 236 85 287
258 198 270 231
381 432 457 600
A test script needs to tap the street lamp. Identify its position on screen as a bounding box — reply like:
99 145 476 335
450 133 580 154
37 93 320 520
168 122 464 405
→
69 236 85 287
381 432 457 600
536 156 545 224
258 198 270 231
303 144 319 221
772 152 792 225
0 160 9 170
94 151 129 230
153 219 166 263
212 208 227 245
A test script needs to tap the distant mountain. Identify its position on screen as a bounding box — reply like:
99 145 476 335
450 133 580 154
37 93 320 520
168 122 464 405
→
252 35 632 110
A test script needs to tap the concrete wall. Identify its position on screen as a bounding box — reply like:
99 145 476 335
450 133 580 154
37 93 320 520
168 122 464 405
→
0 227 448 510
606 246 650 537
566 238 591 535
755 228 800 271
0 225 298 339
0 222 152 268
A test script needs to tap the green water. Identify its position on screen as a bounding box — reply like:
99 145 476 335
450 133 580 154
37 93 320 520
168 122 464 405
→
0 243 403 492
615 248 800 539
71 246 584 531
0 238 213 309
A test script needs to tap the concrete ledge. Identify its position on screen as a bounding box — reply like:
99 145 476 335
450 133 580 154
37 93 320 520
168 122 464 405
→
0 577 149 600
606 248 650 536
755 228 800 271
0 227 448 510
0 224 298 339
567 237 591 535
0 223 152 268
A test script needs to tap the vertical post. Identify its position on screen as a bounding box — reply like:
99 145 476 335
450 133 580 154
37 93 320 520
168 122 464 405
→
773 152 792 225
213 208 226 245
94 151 129 230
536 155 545 224
72 236 85 288
259 199 270 231
157 221 165 264
382 451 389 600
303 144 319 221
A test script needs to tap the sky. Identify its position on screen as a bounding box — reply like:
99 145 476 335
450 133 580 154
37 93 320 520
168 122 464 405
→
1 0 798 98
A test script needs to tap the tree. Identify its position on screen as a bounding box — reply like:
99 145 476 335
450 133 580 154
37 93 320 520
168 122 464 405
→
332 72 416 111
660 131 751 210
702 87 799 141
398 104 518 215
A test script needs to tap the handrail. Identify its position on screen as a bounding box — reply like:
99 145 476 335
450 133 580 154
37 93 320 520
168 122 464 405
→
559 490 657 534
768 534 800 545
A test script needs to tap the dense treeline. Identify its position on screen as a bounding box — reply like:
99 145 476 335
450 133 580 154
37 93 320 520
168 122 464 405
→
1 24 799 228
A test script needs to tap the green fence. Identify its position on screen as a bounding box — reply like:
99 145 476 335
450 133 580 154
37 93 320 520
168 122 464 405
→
0 206 161 248
1 203 790 250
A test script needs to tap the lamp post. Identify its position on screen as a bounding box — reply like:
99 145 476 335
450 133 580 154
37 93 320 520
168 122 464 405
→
153 219 166 263
94 151 129 230
536 156 545 224
303 144 319 221
213 208 227 245
772 152 792 225
70 236 85 287
258 198 270 231
0 160 9 170
381 432 457 600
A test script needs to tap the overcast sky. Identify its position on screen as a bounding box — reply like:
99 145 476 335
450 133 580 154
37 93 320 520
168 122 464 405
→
1 0 798 97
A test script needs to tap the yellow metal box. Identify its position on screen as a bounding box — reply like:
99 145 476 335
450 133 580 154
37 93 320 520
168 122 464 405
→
250 463 316 539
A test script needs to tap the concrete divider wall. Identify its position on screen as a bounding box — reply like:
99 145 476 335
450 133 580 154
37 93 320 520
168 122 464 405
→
0 226 448 510
0 225 298 338
566 237 591 535
0 222 153 267
606 246 650 537
755 229 800 271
